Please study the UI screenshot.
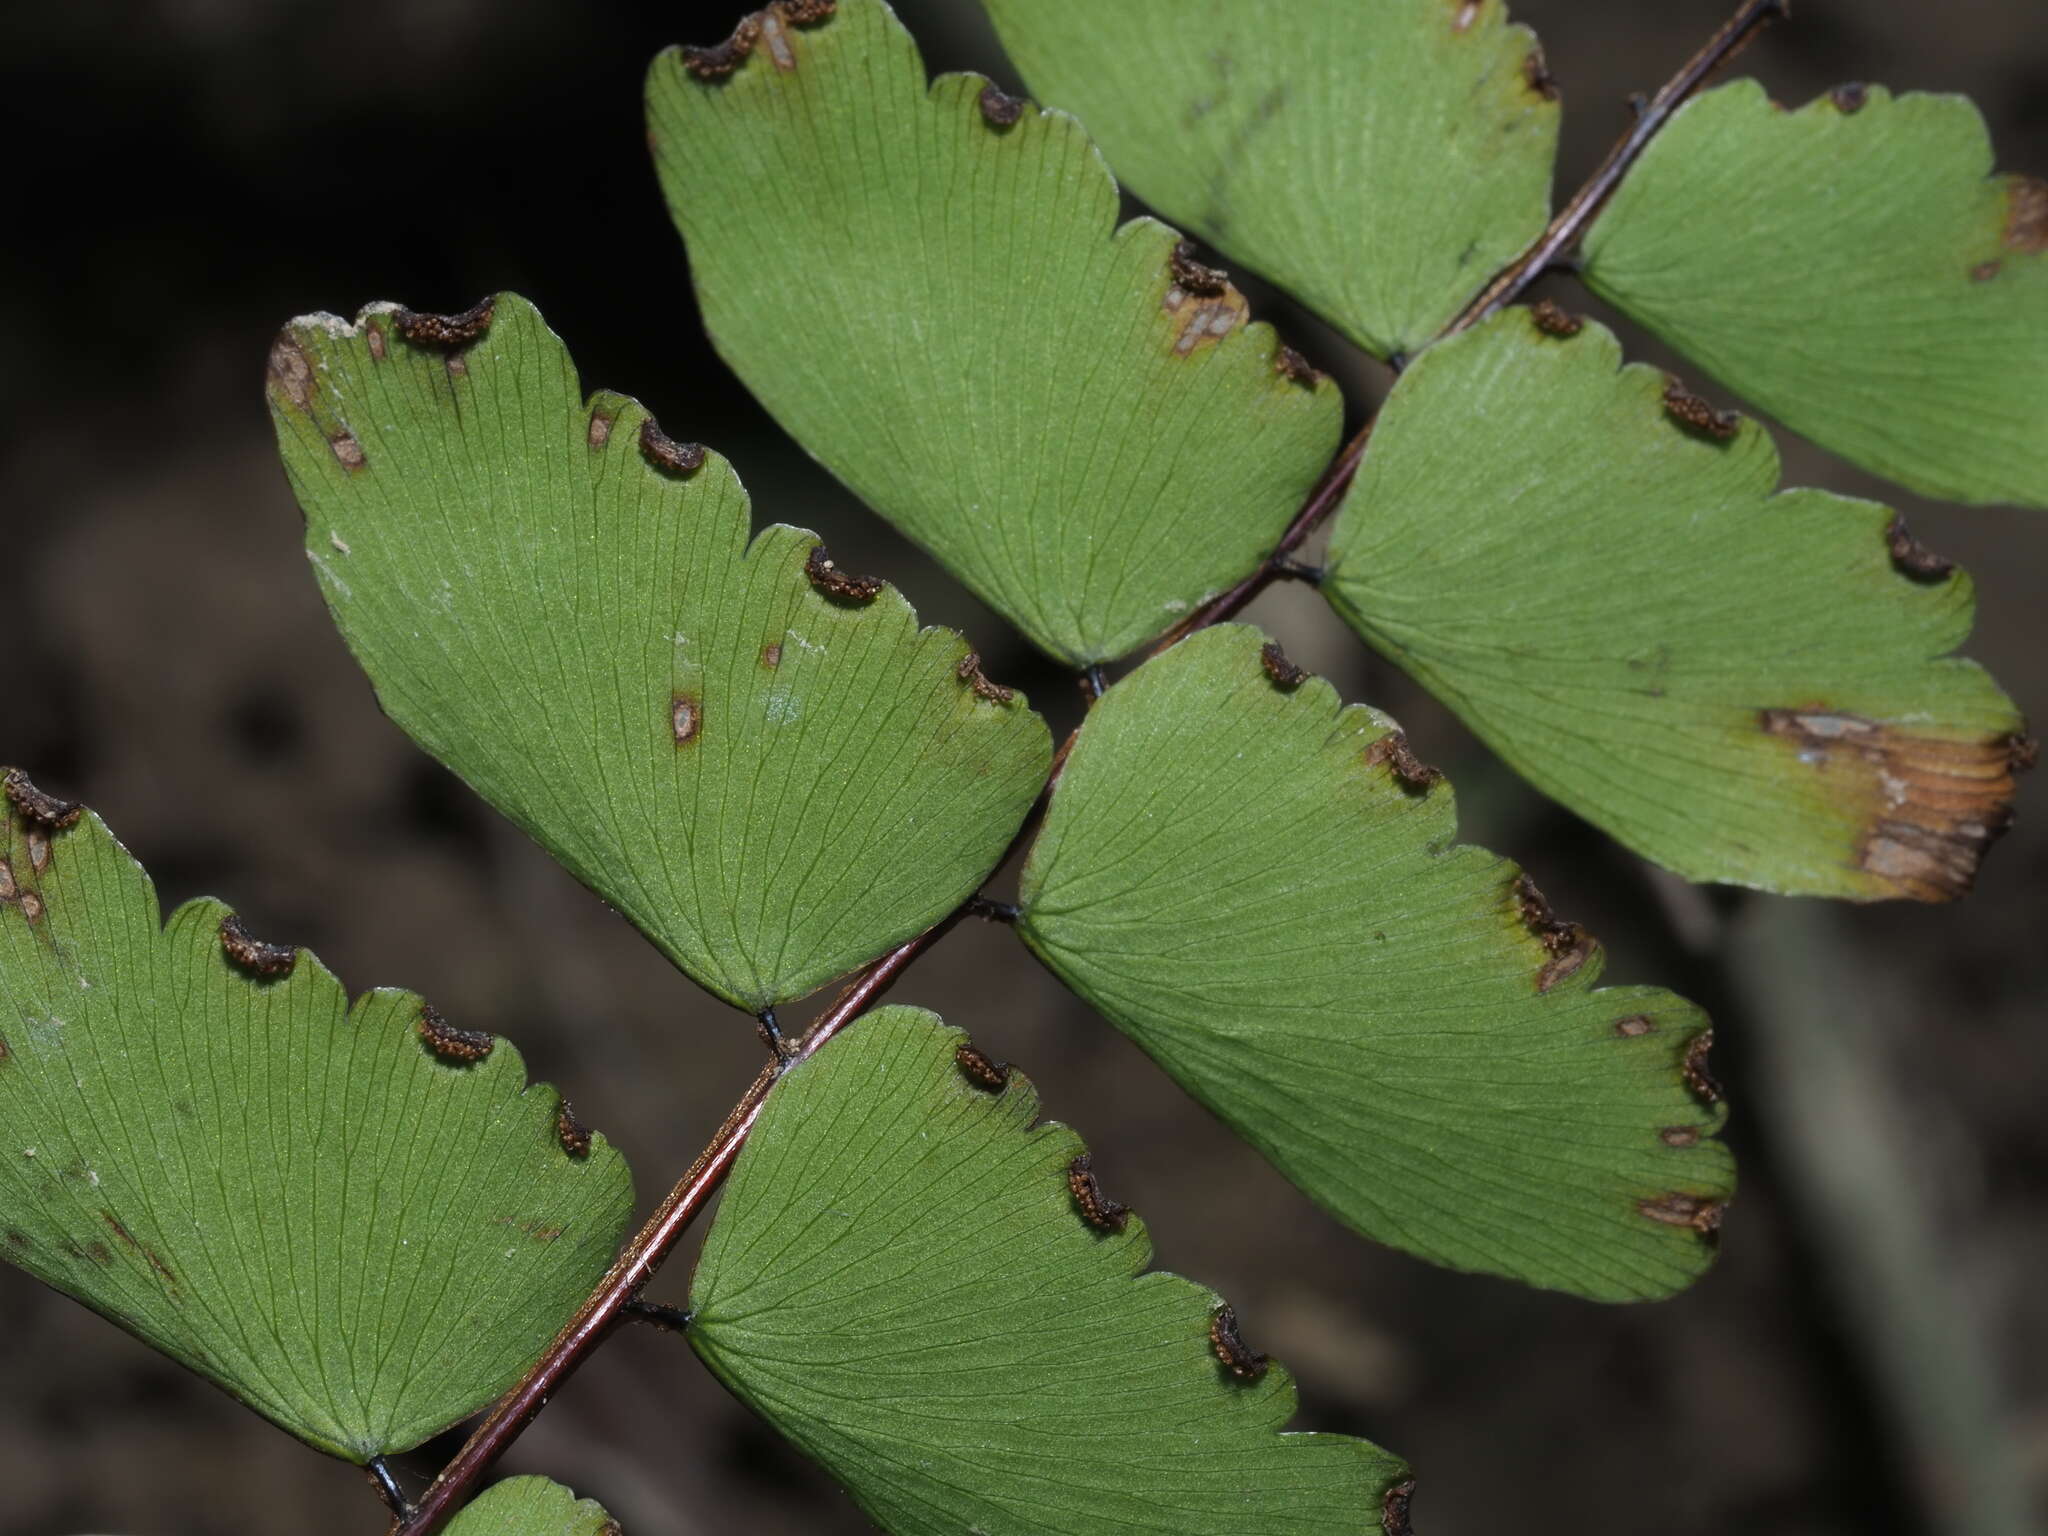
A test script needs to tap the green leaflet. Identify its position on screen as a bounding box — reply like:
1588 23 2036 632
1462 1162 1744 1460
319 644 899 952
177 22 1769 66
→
1581 80 2048 507
0 783 632 1461
689 1006 1405 1534
446 1476 621 1535
1016 627 1733 1302
266 293 1050 1013
979 0 1559 361
647 0 1341 666
1321 309 2026 902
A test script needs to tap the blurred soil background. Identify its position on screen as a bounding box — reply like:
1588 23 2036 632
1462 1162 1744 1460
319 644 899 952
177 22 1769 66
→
2 1 2045 1532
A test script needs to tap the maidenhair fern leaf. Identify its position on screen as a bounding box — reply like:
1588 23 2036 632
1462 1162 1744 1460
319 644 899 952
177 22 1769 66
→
445 1477 621 1536
688 1006 1407 1534
1581 80 2048 508
647 0 1340 666
0 780 633 1461
266 293 1050 1014
1321 308 2027 902
979 0 1560 361
1015 628 1734 1302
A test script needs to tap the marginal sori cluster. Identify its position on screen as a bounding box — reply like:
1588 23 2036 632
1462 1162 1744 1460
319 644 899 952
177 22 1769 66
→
3 1 2041 1532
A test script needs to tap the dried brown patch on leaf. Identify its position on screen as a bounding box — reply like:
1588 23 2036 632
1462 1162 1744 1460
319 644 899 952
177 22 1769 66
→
978 82 1025 127
2003 175 2048 253
953 1040 1010 1092
18 891 43 924
1682 1030 1723 1106
1613 1013 1656 1038
1759 706 2022 900
1884 513 1954 582
804 544 884 603
328 431 366 472
103 1213 178 1291
1662 377 1740 441
1382 1478 1416 1536
1066 1152 1129 1233
218 913 297 979
957 653 1016 705
366 320 387 362
759 641 782 670
639 417 707 477
1258 641 1307 690
1208 1303 1268 1383
417 1003 495 1064
684 15 762 80
1510 874 1594 992
1829 82 1869 114
0 858 14 904
1660 1125 1702 1147
393 299 495 348
27 831 51 875
1363 731 1443 793
556 1099 593 1159
1972 258 2004 282
672 693 703 747
1529 297 1583 337
1638 1191 1724 1237
3 770 82 831
1161 251 1250 357
266 333 316 413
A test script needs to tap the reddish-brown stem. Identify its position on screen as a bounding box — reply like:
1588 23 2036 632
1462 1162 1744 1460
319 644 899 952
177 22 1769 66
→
390 7 1788 1526
1446 0 1789 334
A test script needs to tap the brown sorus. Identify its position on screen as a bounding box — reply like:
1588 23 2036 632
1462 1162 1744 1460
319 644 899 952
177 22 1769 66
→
418 1003 495 1064
683 15 761 80
1830 81 1869 113
1682 1030 1723 1105
805 544 884 602
1168 240 1230 297
1273 345 1317 385
1662 378 1740 440
1529 297 1583 337
639 417 707 476
957 653 1016 705
1512 874 1594 992
1363 731 1443 791
1638 1191 1724 1236
954 1041 1010 1093
393 299 495 348
3 770 82 831
218 914 297 979
556 1099 593 1158
1067 1153 1129 1233
1382 1478 1416 1536
1258 641 1307 689
777 0 837 22
1885 513 1954 581
978 82 1025 127
1208 1303 1268 1382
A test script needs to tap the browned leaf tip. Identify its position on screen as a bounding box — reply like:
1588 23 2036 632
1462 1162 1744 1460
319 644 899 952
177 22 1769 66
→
1681 1030 1723 1105
954 1041 1010 1093
1168 240 1231 298
1363 731 1443 793
2003 175 2048 253
1273 344 1318 386
1259 641 1307 690
1521 44 1559 101
1662 378 1740 441
556 1099 593 1158
3 770 82 831
393 298 495 348
1638 1191 1725 1238
1512 874 1594 992
1208 1303 1268 1383
1885 514 1954 582
1382 1478 1417 1536
639 417 707 477
672 693 703 746
1529 297 1583 337
957 653 1016 705
218 913 297 980
978 81 1025 127
1759 707 2021 900
804 544 884 603
1829 81 1869 113
418 1003 495 1064
683 14 762 80
1067 1153 1129 1233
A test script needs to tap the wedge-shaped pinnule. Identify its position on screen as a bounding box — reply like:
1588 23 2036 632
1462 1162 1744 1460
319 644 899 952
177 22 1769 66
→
980 0 1560 362
688 1006 1406 1533
646 0 1340 667
0 783 633 1461
1581 80 2048 507
266 293 1050 1013
1015 628 1733 1302
445 1476 622 1535
1321 309 2027 902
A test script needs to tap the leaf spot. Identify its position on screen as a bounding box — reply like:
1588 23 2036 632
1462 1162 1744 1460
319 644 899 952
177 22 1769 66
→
1972 258 2003 282
1660 1126 1701 1147
1614 1013 1657 1038
1066 1152 1129 1233
27 830 50 875
2003 175 2048 253
1637 1191 1724 1238
329 430 367 472
18 891 44 924
587 410 614 449
672 693 702 746
0 858 13 902
1161 246 1249 356
218 913 298 979
759 641 782 669
1208 1303 1268 1382
265 333 315 413
418 1003 495 1065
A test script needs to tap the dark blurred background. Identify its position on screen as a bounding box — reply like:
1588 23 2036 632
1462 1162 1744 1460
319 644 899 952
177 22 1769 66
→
2 2 2045 1532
